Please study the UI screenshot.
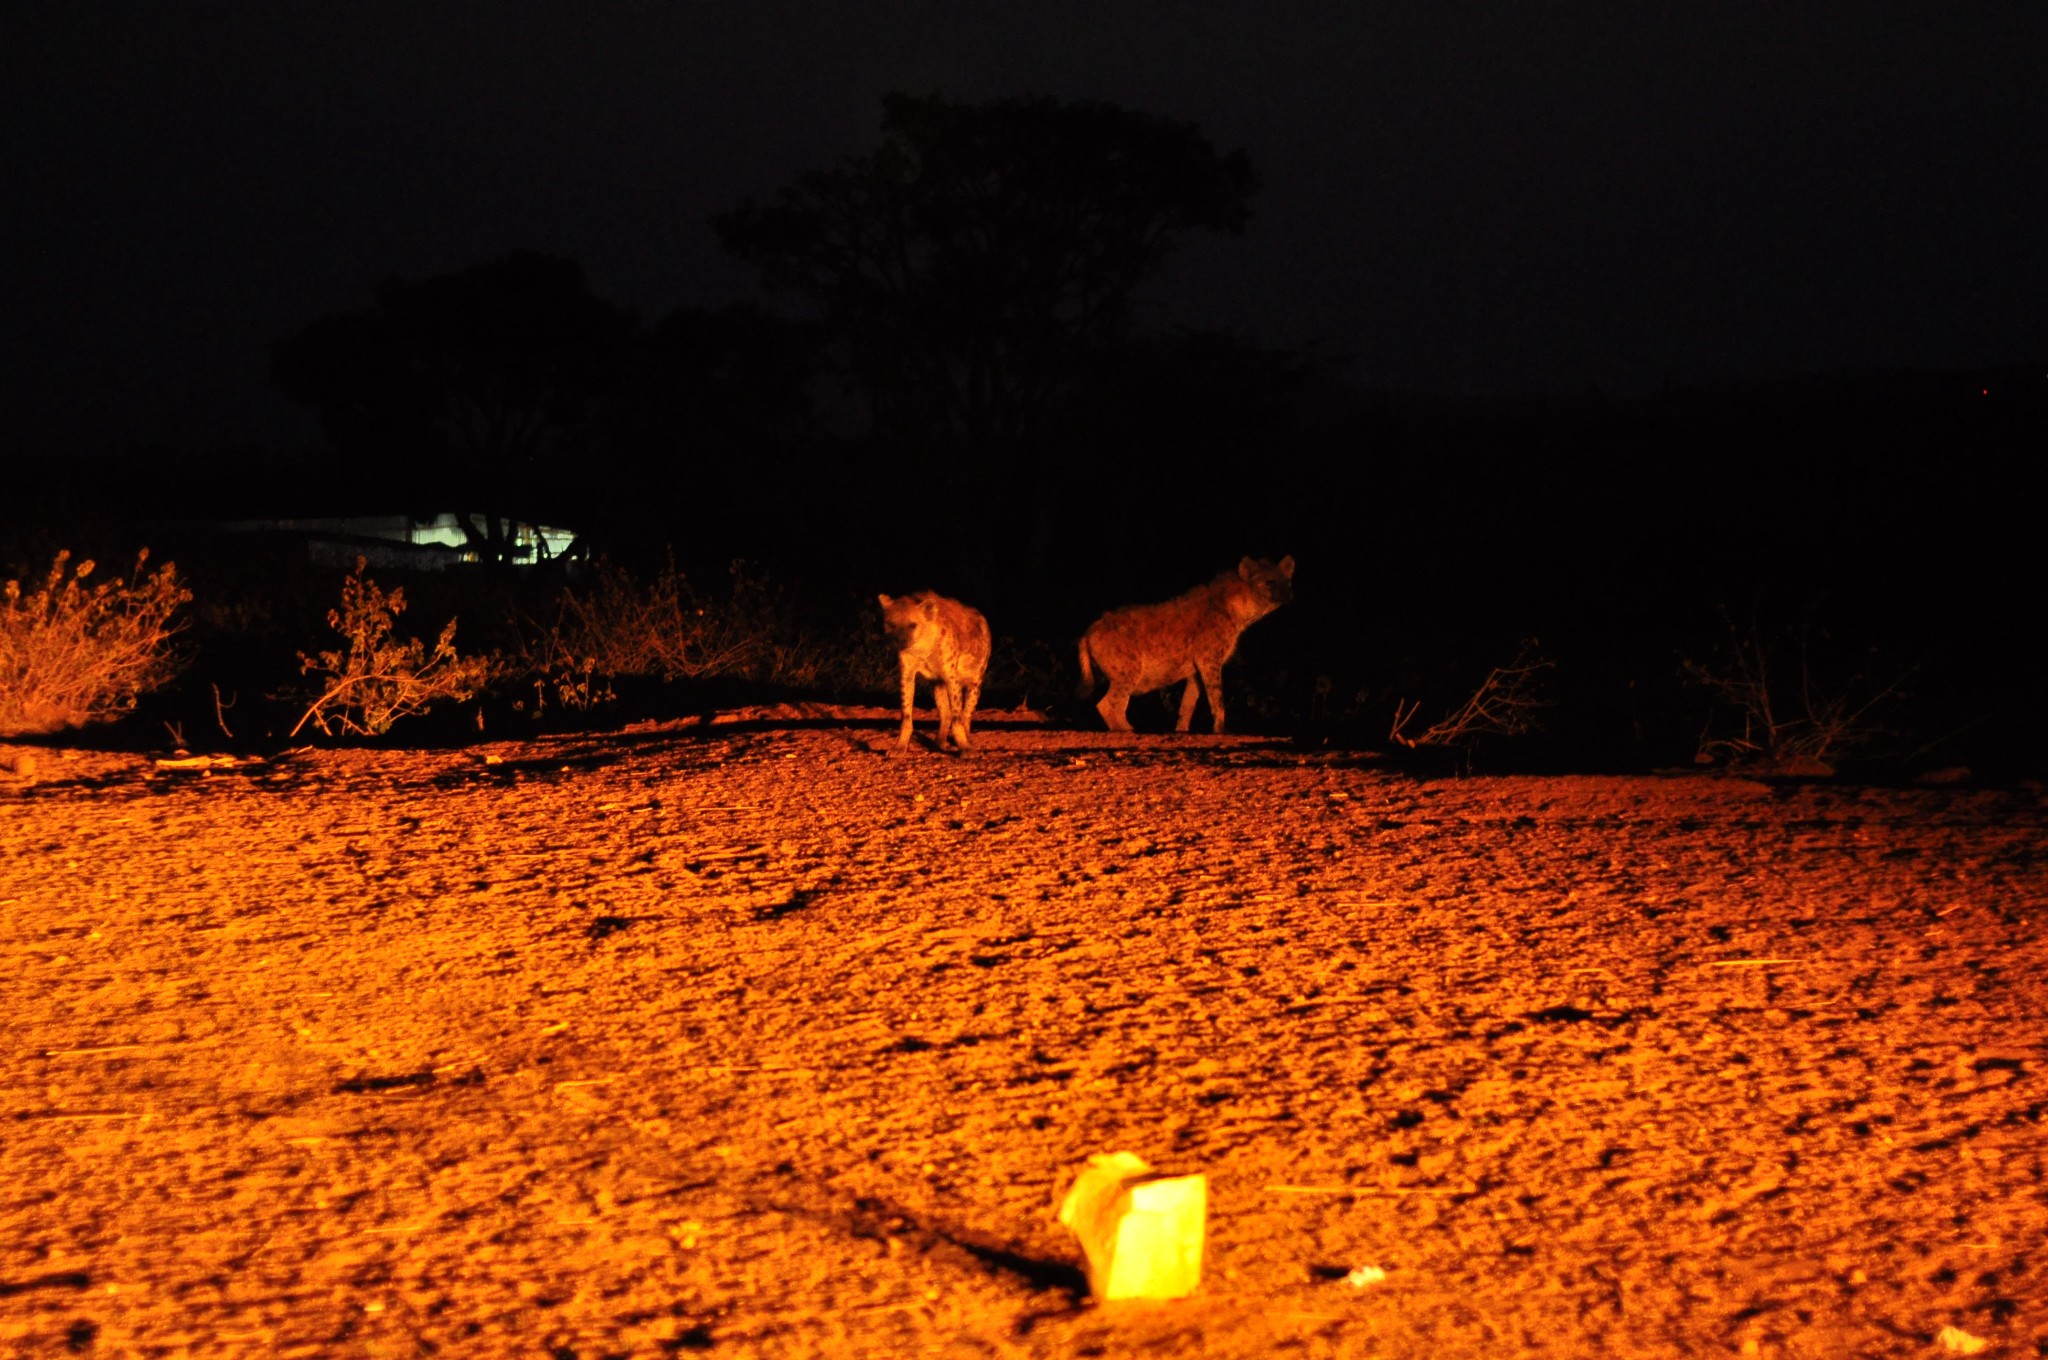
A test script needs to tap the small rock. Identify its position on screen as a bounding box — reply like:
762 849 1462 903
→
1937 1324 1989 1355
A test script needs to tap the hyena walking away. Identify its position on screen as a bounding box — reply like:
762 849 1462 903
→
1077 556 1295 733
878 591 992 753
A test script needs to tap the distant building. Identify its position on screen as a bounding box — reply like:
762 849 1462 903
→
211 514 577 571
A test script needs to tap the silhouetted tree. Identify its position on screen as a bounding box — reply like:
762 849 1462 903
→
584 303 839 567
717 92 1258 592
272 251 639 563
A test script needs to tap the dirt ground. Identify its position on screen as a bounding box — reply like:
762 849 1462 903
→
2 714 2045 1358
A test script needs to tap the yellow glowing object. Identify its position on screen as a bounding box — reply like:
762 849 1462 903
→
1056 1152 1207 1301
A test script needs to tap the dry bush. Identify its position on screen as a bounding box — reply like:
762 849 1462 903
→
983 635 1063 713
294 560 492 738
1683 603 1908 769
1390 643 1554 751
541 557 775 682
0 549 192 737
529 557 895 696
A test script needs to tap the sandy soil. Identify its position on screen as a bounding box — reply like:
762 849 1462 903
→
2 717 2045 1358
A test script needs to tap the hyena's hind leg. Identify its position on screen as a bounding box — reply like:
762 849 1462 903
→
1096 683 1135 733
1175 670 1203 732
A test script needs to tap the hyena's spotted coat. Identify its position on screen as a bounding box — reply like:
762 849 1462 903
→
1077 556 1295 733
878 591 992 753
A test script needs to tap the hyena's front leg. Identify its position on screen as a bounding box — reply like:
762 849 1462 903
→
933 683 956 752
954 680 981 751
896 658 919 750
1196 659 1227 733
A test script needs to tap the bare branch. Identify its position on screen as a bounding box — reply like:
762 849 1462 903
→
1391 645 1554 750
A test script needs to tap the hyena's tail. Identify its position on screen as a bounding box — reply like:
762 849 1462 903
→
1075 633 1097 700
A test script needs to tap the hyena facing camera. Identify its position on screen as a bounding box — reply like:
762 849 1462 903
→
878 591 992 753
1077 556 1295 733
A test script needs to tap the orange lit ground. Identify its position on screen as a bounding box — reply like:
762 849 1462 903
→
3 721 2044 1358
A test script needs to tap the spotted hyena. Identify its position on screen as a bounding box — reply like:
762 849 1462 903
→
1077 556 1295 733
878 591 992 753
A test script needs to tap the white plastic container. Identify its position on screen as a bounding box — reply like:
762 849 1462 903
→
1056 1151 1208 1301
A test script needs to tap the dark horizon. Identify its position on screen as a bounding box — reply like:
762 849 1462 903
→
5 2 2044 463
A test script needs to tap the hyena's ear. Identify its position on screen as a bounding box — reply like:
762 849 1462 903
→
1277 555 1296 578
878 593 893 609
1237 556 1257 580
920 598 939 621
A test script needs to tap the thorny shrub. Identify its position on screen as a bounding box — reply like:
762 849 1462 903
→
1682 602 1910 769
295 559 492 738
0 549 191 737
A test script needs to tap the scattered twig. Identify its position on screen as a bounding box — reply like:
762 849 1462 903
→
1266 1184 1472 1197
41 1044 150 1057
0 1271 94 1297
154 754 239 770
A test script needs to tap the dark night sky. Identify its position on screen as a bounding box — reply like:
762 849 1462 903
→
4 2 2043 459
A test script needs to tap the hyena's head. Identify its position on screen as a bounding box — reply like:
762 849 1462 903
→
1237 555 1296 608
878 592 940 651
